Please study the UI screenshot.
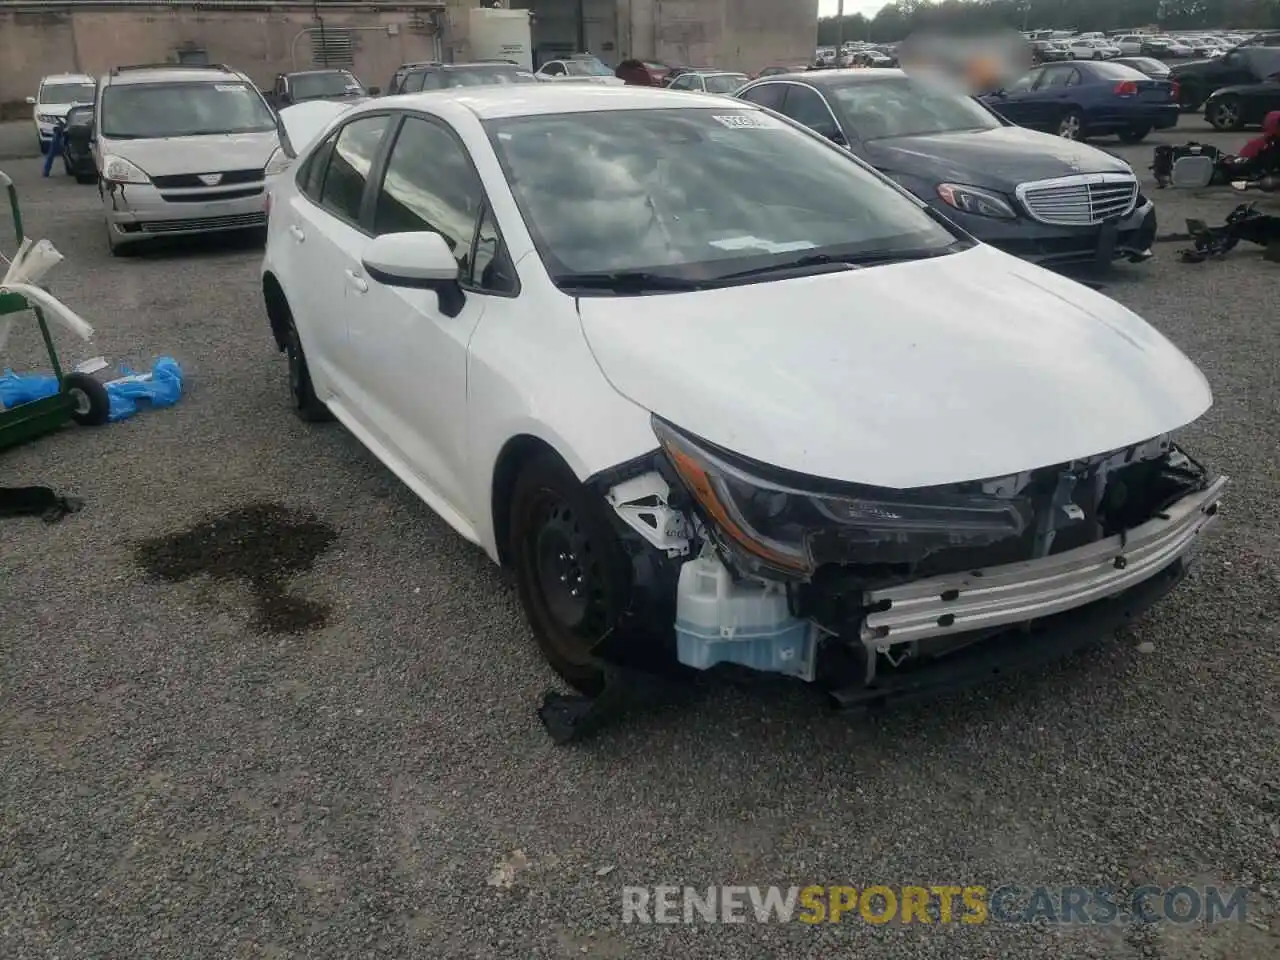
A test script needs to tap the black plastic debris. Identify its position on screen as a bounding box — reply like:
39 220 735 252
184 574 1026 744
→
1179 203 1280 263
0 485 83 523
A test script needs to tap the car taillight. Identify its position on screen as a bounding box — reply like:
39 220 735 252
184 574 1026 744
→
1170 80 1180 100
1114 80 1139 95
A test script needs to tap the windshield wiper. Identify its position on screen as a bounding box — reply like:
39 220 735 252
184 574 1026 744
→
554 271 708 293
709 247 962 283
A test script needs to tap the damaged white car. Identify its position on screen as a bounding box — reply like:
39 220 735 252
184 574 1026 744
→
262 86 1225 735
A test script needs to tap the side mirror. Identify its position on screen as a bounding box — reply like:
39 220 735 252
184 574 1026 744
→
26 96 36 105
363 232 465 316
367 85 382 95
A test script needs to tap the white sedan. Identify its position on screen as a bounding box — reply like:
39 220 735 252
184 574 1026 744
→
1067 39 1120 59
263 86 1224 717
533 56 624 85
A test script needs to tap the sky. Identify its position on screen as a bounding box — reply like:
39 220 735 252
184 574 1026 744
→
818 0 890 18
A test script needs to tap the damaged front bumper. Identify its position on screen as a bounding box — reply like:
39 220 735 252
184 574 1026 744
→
601 431 1226 707
862 475 1225 647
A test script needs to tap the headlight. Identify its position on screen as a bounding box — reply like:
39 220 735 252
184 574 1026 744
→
101 155 149 184
38 114 58 124
654 418 1029 577
936 182 1017 219
264 146 291 177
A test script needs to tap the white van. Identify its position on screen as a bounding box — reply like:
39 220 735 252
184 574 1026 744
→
27 73 97 154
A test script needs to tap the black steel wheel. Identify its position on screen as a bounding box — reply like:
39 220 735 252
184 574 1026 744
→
509 452 631 695
62 372 110 426
284 320 333 422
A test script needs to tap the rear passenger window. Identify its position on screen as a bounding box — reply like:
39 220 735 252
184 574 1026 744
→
373 117 483 275
318 115 390 224
298 131 336 201
402 71 426 93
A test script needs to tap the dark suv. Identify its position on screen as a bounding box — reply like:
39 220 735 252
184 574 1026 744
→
386 61 536 94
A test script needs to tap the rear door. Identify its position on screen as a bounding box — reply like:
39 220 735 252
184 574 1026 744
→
984 68 1043 124
1023 64 1080 129
285 113 394 400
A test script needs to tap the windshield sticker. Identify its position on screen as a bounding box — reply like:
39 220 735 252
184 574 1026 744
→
214 84 244 92
710 236 817 254
711 113 777 129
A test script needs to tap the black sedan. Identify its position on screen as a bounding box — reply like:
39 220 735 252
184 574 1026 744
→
1202 74 1280 130
734 69 1155 267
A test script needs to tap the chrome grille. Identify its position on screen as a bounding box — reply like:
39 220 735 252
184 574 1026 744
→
1016 174 1139 227
137 212 267 234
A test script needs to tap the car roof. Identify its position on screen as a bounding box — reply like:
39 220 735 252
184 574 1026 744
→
105 67 244 86
40 73 94 84
287 69 353 77
757 67 905 85
370 84 756 120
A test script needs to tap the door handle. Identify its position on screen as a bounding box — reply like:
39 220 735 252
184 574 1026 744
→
344 269 368 294
288 224 305 243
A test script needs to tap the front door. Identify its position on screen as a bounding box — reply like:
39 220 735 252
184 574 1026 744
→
344 114 493 516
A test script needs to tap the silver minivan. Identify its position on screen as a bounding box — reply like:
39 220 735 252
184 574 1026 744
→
94 63 286 255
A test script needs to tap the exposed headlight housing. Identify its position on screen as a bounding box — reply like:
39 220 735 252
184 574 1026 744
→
264 146 291 177
936 182 1017 219
653 418 1030 578
101 155 149 184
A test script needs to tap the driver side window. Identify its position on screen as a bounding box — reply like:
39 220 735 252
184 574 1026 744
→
781 86 841 140
1009 69 1041 93
670 74 695 90
542 62 566 76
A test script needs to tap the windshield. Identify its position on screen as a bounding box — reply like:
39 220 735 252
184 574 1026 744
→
101 82 275 138
291 71 364 100
829 77 1002 140
704 74 749 94
40 82 95 104
565 57 614 77
427 66 537 88
485 108 960 283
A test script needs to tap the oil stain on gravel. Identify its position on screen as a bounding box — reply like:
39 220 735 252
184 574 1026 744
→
135 503 337 633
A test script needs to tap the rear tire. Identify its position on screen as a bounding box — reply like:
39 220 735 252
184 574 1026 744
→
1208 96 1244 131
284 318 334 422
1118 126 1151 144
508 452 633 696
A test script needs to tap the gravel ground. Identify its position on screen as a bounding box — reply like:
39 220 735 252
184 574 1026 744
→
0 116 1277 960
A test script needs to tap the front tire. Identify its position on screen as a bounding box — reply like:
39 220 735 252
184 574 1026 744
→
508 452 632 695
1208 96 1244 131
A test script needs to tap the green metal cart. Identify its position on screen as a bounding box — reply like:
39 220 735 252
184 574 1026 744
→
0 169 109 451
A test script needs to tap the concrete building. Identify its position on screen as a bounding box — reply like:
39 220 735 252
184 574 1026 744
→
0 0 818 118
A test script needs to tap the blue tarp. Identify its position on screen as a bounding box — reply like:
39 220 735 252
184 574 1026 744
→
0 356 184 422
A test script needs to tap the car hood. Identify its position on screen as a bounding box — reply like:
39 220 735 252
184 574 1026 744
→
276 99 363 157
576 244 1212 489
1170 58 1219 74
1207 81 1268 97
862 126 1131 187
36 102 88 119
103 130 278 177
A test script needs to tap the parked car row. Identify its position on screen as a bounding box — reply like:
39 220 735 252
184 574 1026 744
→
29 58 1227 717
